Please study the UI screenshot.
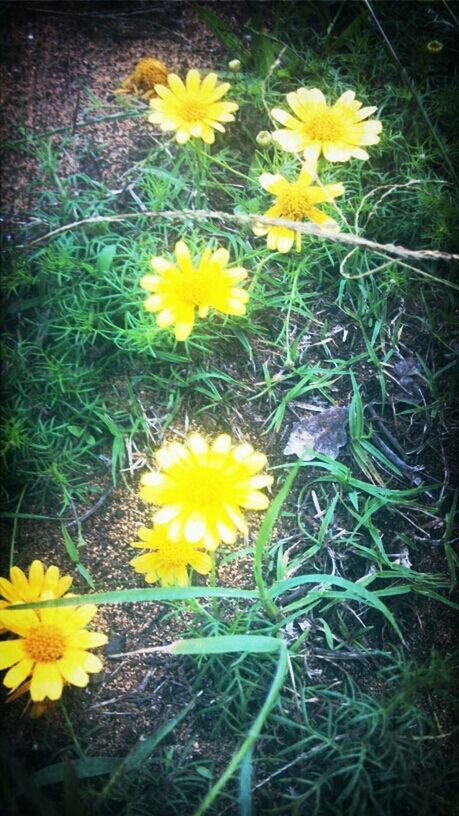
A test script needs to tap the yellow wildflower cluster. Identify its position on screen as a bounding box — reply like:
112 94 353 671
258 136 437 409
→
0 66 385 719
131 433 273 586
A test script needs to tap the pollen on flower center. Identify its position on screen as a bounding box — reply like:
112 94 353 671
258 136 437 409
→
277 184 312 221
187 467 229 506
307 111 344 142
180 99 208 123
177 272 209 306
24 624 66 662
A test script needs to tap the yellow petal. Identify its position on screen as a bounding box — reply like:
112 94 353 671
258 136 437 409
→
186 68 201 94
67 630 108 649
272 129 306 153
185 512 206 544
30 662 63 701
0 638 26 669
28 561 45 595
3 657 33 690
175 241 193 274
58 656 89 687
83 653 103 673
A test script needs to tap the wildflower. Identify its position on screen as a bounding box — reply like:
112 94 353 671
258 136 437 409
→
148 68 239 144
228 59 241 72
0 561 72 620
140 433 274 551
271 88 382 162
426 40 443 53
141 241 249 341
116 57 168 100
130 525 211 587
0 604 107 702
253 160 344 253
256 130 272 147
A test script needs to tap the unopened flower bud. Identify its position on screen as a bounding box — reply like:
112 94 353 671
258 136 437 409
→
256 130 272 147
426 40 443 53
228 59 241 73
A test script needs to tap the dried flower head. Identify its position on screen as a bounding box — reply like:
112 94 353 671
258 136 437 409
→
148 69 238 144
140 433 274 551
116 57 168 99
272 88 382 162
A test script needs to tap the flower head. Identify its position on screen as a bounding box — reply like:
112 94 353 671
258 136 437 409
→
140 433 274 551
0 560 72 621
228 59 241 73
148 68 238 144
116 58 168 99
426 40 443 53
272 88 382 162
130 525 211 586
141 241 249 341
256 130 272 147
253 160 344 253
0 604 107 702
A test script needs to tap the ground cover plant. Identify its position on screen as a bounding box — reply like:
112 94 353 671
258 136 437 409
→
0 2 458 815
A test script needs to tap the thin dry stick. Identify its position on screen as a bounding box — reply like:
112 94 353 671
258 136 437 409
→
18 208 459 263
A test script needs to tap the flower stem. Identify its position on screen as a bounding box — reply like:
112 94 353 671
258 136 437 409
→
60 699 85 759
209 552 219 616
191 141 208 209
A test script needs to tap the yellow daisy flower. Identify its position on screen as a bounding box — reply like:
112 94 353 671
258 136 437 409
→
130 525 212 587
271 88 382 162
0 604 107 702
116 57 168 100
141 241 249 341
253 160 344 253
0 560 72 612
148 68 239 144
140 433 274 551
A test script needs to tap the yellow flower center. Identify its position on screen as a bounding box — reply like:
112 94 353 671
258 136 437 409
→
158 545 188 569
276 182 313 221
25 624 66 662
187 466 231 507
176 271 213 307
180 99 208 123
306 109 344 142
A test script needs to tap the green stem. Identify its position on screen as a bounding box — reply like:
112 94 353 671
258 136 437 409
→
60 699 85 759
209 552 219 616
9 486 26 569
191 141 209 209
253 459 303 621
284 265 301 367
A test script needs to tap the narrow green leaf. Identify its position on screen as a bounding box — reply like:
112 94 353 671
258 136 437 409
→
30 757 120 788
168 635 281 656
239 749 253 816
97 244 117 274
270 573 402 638
61 526 78 563
14 586 260 610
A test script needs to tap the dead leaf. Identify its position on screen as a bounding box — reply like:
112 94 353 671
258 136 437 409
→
393 357 425 403
283 406 349 460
